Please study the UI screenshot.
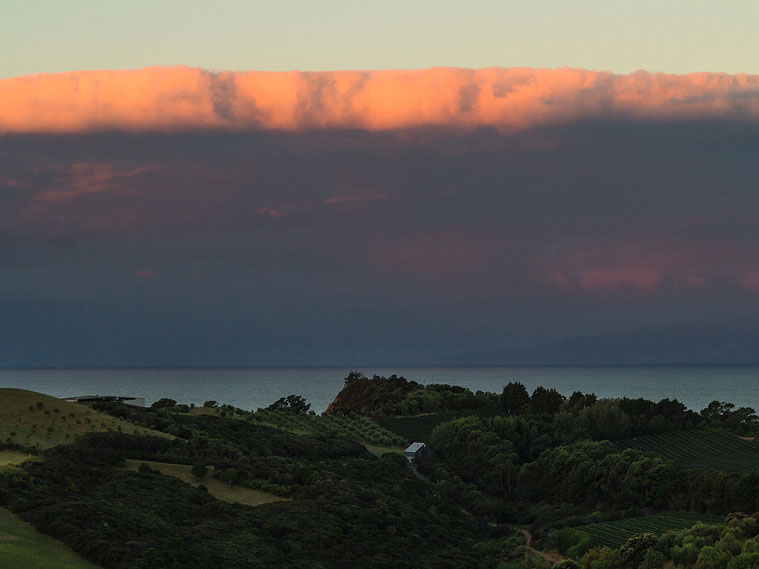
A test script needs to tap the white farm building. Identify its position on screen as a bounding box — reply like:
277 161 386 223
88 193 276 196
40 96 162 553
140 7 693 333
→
404 442 428 462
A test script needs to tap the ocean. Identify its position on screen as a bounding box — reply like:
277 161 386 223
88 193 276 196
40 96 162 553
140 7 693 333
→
1 366 758 414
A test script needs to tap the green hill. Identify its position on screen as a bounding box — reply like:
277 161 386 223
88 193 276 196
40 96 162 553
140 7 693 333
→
0 388 169 450
615 430 759 473
0 507 102 569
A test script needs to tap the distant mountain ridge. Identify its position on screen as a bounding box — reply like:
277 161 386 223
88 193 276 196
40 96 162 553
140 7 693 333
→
447 323 759 366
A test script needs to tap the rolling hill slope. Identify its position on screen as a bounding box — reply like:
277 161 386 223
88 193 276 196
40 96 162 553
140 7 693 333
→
0 388 169 449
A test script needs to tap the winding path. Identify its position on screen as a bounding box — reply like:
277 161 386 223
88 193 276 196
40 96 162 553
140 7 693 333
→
409 462 563 565
518 529 563 564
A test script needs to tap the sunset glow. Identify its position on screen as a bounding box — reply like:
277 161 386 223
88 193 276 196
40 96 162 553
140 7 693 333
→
2 64 759 365
3 67 759 135
6 5 759 569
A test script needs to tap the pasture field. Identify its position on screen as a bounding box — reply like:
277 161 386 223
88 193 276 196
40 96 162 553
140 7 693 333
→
0 388 169 450
616 430 759 473
0 507 101 569
123 459 289 507
576 512 724 549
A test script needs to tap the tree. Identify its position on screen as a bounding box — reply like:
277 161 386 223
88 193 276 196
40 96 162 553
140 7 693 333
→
500 382 529 415
344 371 366 386
620 533 658 569
486 450 519 497
267 395 311 414
150 398 177 410
220 468 239 487
577 400 630 440
191 462 208 480
730 407 759 434
640 551 666 569
728 553 759 569
564 391 597 414
553 560 579 569
696 546 732 569
530 386 564 414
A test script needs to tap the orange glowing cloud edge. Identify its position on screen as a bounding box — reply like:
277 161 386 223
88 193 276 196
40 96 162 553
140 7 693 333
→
2 66 759 134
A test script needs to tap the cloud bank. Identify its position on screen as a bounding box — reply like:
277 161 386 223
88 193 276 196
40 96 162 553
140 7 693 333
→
3 67 759 366
2 66 759 134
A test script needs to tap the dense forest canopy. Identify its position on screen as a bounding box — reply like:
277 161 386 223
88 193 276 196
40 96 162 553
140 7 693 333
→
328 372 758 437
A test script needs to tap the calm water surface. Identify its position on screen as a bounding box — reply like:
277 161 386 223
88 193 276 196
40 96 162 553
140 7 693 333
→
1 366 758 414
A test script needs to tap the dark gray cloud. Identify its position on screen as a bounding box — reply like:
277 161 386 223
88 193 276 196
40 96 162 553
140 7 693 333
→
1 120 758 365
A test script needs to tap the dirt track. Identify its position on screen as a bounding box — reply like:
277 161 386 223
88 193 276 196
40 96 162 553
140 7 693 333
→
518 529 563 564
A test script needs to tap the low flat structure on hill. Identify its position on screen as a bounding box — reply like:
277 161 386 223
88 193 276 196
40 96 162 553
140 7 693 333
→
63 394 145 407
404 442 428 462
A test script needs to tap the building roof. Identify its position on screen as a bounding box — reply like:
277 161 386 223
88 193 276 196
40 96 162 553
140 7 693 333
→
404 442 426 454
62 395 144 405
64 395 139 401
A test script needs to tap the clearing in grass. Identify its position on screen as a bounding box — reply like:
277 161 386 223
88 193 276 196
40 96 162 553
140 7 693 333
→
0 450 40 468
123 459 289 507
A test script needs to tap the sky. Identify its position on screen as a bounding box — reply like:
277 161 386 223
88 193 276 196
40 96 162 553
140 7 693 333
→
3 1 759 77
1 3 759 366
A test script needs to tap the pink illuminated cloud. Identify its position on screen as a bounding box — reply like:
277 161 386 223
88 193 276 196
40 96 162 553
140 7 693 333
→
35 163 154 203
256 207 292 219
534 242 759 293
134 269 157 278
2 67 759 134
739 272 759 292
579 268 662 291
0 177 26 188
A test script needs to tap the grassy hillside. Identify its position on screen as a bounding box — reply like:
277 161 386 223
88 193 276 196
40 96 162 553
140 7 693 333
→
0 507 102 569
0 388 169 449
616 430 759 473
123 459 288 507
575 512 724 548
